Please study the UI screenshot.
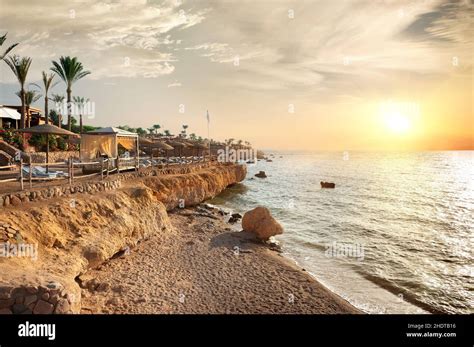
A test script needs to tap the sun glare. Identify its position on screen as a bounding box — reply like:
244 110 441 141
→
384 112 412 134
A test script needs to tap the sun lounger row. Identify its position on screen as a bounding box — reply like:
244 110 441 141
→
22 166 69 179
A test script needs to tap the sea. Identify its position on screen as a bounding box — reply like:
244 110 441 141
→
209 151 473 314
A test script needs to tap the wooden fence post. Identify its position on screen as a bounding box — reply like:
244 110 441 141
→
100 157 104 180
106 159 109 178
68 158 72 185
19 159 24 191
71 159 75 184
29 162 32 189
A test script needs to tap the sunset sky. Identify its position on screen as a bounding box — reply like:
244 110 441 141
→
0 0 472 150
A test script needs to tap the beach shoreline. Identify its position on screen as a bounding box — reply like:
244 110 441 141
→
79 205 360 314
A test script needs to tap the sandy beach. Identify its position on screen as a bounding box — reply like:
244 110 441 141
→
79 205 360 314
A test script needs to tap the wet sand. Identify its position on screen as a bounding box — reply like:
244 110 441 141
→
80 206 360 314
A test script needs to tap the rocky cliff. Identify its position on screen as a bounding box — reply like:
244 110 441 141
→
0 163 246 314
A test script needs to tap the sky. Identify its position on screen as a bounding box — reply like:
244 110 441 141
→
0 0 472 151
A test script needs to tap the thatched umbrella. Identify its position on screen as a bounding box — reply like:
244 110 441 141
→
17 124 79 172
152 141 173 159
194 143 208 157
138 137 154 145
167 140 187 157
138 137 154 155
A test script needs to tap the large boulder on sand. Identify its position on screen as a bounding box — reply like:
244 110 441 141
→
242 207 283 240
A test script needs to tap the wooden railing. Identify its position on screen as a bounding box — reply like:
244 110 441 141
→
0 154 215 192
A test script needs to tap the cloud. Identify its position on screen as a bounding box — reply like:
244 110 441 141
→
168 81 182 88
0 0 207 80
0 0 471 100
180 0 472 94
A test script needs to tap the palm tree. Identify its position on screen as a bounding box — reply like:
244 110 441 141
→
147 127 155 135
72 96 89 133
32 71 58 125
51 94 65 128
152 124 161 134
16 89 41 127
136 127 146 136
0 33 18 59
182 124 188 136
189 133 197 141
5 55 32 128
51 56 91 130
164 130 171 137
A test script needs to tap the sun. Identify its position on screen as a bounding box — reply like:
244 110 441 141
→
384 111 411 134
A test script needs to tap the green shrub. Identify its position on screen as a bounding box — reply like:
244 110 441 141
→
28 134 58 151
0 128 24 150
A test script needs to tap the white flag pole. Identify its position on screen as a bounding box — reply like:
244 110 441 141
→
207 110 210 161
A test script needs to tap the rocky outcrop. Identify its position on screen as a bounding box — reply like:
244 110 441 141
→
242 206 283 240
142 163 247 210
255 171 267 178
0 163 246 314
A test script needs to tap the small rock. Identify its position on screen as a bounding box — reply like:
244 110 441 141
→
33 300 54 314
228 216 239 224
0 298 14 309
240 249 254 254
12 303 27 314
46 282 62 290
54 299 70 314
49 294 59 305
10 196 21 206
112 285 125 293
254 171 267 178
24 295 37 307
86 279 99 292
106 297 120 306
96 282 111 292
25 286 38 294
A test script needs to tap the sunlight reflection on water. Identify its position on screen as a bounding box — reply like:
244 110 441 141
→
209 151 473 313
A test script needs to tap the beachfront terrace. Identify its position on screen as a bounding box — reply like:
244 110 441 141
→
0 153 221 204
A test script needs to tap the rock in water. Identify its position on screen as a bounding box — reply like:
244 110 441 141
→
320 181 335 188
242 206 283 240
255 171 267 178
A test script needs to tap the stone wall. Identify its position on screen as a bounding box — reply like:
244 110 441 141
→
0 180 122 208
0 283 74 314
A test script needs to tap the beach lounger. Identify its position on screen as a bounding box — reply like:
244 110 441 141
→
34 166 69 177
22 166 58 179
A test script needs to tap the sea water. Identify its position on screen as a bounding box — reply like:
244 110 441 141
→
209 151 473 314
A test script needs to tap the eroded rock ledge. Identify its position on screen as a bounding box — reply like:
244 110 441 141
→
0 163 246 314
